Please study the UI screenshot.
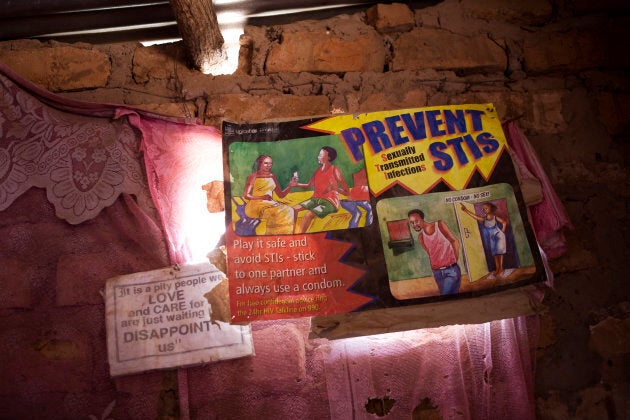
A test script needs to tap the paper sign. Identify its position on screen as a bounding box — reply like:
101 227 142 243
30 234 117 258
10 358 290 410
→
105 262 253 376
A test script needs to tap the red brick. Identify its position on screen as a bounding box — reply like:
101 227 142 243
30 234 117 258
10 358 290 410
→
187 322 307 399
0 46 111 92
366 3 415 33
528 91 568 134
0 257 33 308
444 91 518 120
588 316 630 358
460 0 552 25
56 249 167 306
0 323 93 394
348 89 429 114
205 93 329 125
132 43 192 84
392 28 506 73
574 0 630 14
131 101 197 119
446 90 568 134
266 29 385 74
523 28 630 73
596 92 630 136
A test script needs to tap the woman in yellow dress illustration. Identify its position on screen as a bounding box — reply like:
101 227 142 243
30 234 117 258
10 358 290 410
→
243 155 296 235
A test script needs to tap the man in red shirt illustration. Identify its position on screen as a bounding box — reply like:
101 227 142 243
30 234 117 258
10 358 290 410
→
291 146 349 234
407 209 462 295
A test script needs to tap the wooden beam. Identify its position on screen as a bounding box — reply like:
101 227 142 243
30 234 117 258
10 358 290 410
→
168 0 224 72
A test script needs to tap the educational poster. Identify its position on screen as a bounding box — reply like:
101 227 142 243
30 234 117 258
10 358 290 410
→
222 104 546 322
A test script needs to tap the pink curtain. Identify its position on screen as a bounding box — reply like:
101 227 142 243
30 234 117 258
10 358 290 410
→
0 61 182 418
503 121 573 260
119 109 224 265
182 316 538 419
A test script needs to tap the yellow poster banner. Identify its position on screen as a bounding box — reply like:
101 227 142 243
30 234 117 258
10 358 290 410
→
305 104 506 195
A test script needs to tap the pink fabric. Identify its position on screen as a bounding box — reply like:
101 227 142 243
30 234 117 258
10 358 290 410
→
0 189 170 419
503 121 573 259
0 62 151 224
120 109 224 265
0 61 181 418
117 110 224 420
183 316 539 419
325 316 538 419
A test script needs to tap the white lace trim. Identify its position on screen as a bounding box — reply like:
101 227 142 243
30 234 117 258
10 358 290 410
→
0 74 148 224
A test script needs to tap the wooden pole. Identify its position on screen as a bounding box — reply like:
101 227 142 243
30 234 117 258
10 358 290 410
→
169 0 225 72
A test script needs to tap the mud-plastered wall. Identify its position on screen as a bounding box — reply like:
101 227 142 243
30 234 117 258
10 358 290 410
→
0 0 628 418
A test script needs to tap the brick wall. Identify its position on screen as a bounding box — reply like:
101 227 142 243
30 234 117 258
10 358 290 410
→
0 0 629 418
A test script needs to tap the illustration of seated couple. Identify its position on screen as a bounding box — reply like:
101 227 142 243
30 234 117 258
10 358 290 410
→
239 146 372 235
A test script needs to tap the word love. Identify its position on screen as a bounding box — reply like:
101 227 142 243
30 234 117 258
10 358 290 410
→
149 289 184 303
148 290 186 311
